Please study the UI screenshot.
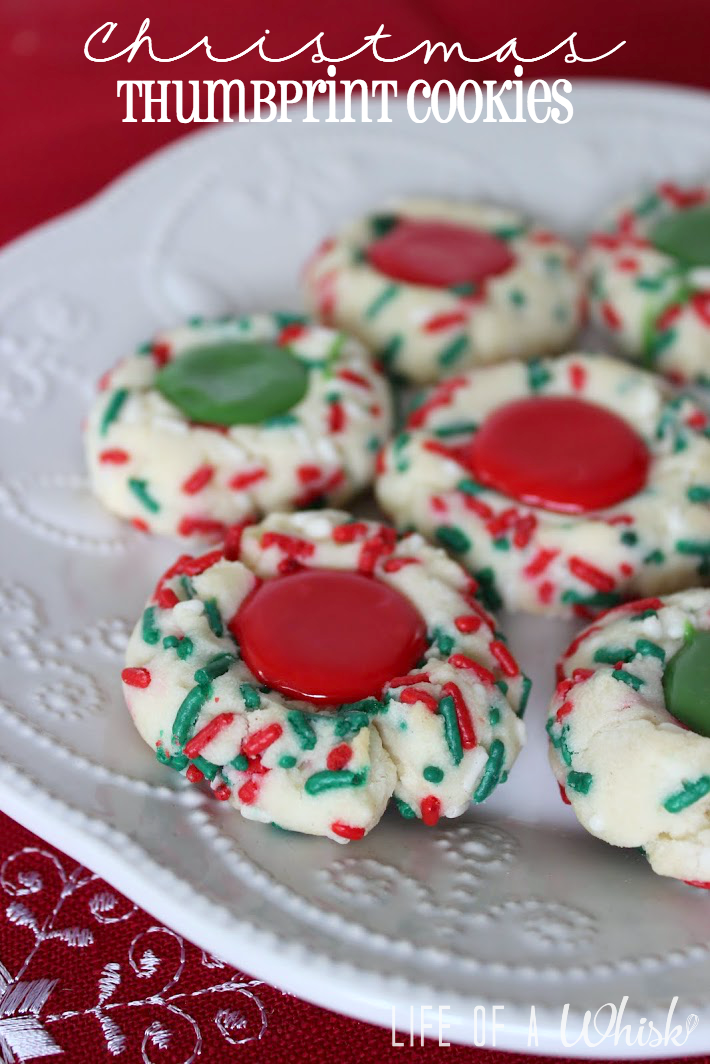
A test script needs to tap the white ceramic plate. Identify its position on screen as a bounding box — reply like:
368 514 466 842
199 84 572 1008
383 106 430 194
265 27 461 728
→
2 82 710 1058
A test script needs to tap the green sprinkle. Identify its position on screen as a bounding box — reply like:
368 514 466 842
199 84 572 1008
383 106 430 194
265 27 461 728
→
611 669 644 691
379 334 402 369
230 754 249 771
438 335 469 368
449 281 477 297
365 284 399 320
339 697 383 715
367 435 381 452
279 754 298 769
518 674 532 717
172 683 212 747
644 549 665 565
435 421 478 438
621 530 638 546
142 606 160 645
593 645 634 665
370 213 398 237
509 289 526 307
432 627 455 656
100 388 128 435
495 679 508 696
493 537 509 551
675 539 710 556
240 683 261 710
194 653 236 685
273 311 308 328
396 797 417 818
663 776 710 813
180 575 195 599
203 598 224 637
687 486 710 503
488 707 501 726
438 695 463 766
435 525 471 553
190 755 219 781
457 477 485 496
177 637 194 660
635 638 665 662
567 770 593 795
473 740 505 803
156 747 188 772
493 224 527 241
128 478 160 514
630 608 658 621
287 711 317 750
263 412 299 428
305 769 365 795
475 568 503 611
527 359 551 392
423 765 444 784
561 589 622 609
334 711 370 738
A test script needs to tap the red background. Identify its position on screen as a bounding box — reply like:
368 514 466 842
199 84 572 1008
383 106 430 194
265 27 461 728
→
1 2 708 1061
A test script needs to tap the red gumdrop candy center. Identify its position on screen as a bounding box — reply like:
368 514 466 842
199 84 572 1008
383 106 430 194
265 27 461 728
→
367 219 515 288
231 568 428 707
467 396 650 514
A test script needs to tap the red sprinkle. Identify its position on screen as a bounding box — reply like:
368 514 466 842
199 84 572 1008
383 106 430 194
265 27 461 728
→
538 581 555 605
99 448 130 464
261 532 315 559
568 363 587 391
420 795 441 826
422 310 468 333
222 518 255 561
186 765 205 784
387 673 431 688
328 400 345 433
331 821 366 840
131 518 150 533
513 514 537 549
448 653 495 685
151 342 171 366
524 548 558 578
182 465 215 495
155 587 179 610
121 667 151 689
213 784 231 801
382 557 419 573
455 614 482 634
556 700 574 721
600 301 622 331
442 681 477 749
177 516 227 538
332 521 369 543
399 687 438 713
229 468 267 491
568 557 616 593
184 713 236 760
338 368 372 389
558 782 571 805
489 640 520 678
278 322 307 346
241 723 283 759
237 778 260 805
327 744 353 771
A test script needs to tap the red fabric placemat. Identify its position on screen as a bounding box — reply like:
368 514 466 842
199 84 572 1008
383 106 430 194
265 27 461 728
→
1 3 709 1061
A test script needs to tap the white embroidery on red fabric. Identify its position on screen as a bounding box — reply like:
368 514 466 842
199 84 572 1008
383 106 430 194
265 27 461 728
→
0 847 269 1062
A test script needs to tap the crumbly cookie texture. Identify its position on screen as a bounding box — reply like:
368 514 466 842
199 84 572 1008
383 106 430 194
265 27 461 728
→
585 181 710 385
302 199 584 384
122 511 527 842
547 589 710 883
375 353 710 618
85 315 391 537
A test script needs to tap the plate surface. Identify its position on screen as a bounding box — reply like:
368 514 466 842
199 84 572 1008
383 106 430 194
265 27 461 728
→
1 83 710 1057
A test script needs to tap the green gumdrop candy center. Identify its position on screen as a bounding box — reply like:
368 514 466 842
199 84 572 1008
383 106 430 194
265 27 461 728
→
662 628 710 737
649 205 710 269
154 340 310 426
